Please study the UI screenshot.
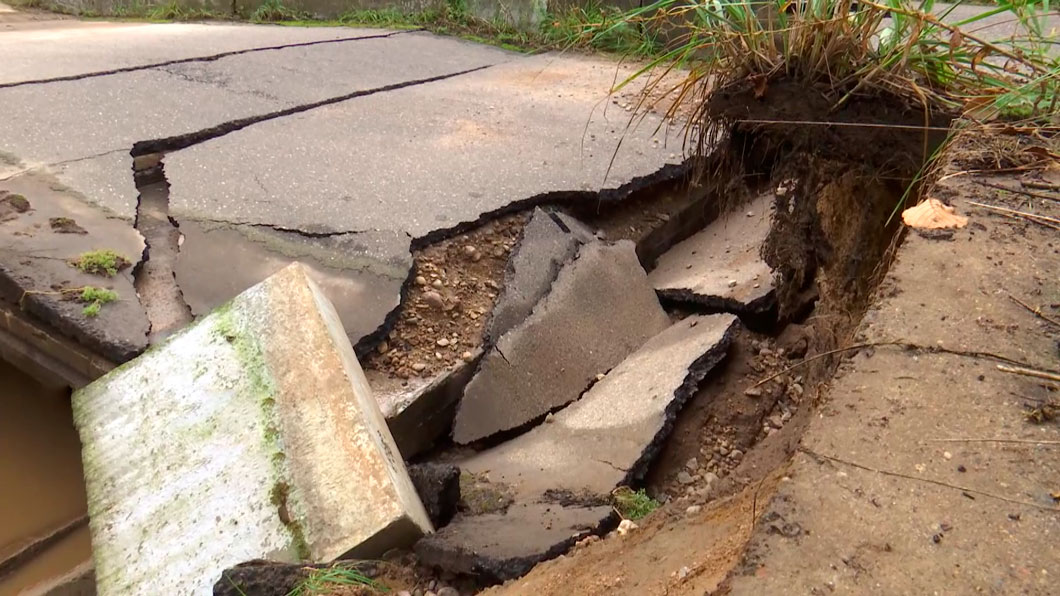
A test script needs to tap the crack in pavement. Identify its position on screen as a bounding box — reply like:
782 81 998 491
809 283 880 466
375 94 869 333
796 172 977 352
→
0 29 417 90
176 215 374 237
0 148 129 182
130 64 494 156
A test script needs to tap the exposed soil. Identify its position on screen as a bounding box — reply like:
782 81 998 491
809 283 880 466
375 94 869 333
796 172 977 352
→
362 215 527 381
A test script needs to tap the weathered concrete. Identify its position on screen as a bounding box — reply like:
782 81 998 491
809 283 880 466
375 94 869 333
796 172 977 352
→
649 194 775 315
420 314 738 580
453 240 671 444
485 207 594 343
407 462 461 528
0 170 149 362
73 263 431 595
174 220 412 348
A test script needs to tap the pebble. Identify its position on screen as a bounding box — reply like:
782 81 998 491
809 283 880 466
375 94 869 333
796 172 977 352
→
718 446 730 456
428 580 438 591
703 472 718 484
415 276 427 286
727 279 738 288
769 414 784 429
685 457 698 471
461 350 474 361
437 587 459 596
617 519 638 535
437 338 451 347
545 412 555 423
677 566 690 580
412 363 426 372
422 291 445 310
432 279 444 289
685 505 701 515
677 471 694 485
463 245 477 257
744 386 763 397
397 591 412 596
376 341 389 355
730 449 743 460
943 451 953 460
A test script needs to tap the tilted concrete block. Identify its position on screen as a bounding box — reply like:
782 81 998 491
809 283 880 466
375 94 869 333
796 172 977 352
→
73 262 432 596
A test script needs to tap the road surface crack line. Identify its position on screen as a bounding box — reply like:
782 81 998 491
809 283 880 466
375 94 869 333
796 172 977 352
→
130 64 493 156
0 29 418 89
178 216 373 238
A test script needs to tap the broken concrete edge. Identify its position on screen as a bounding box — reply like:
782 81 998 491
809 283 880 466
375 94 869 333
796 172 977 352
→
0 266 146 363
0 301 114 389
385 350 483 459
408 463 461 528
353 161 691 359
618 316 739 487
635 185 717 270
656 288 778 330
415 508 618 584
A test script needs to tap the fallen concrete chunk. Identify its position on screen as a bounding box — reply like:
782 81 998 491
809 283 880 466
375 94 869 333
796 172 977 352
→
649 194 775 315
485 208 595 343
73 263 432 596
452 240 670 444
420 314 738 580
415 503 612 582
407 463 461 528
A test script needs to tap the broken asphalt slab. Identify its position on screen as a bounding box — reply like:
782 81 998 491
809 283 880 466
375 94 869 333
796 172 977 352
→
73 263 431 595
649 193 776 317
163 53 682 234
174 220 412 349
453 240 671 444
0 171 148 362
485 207 595 344
418 314 739 581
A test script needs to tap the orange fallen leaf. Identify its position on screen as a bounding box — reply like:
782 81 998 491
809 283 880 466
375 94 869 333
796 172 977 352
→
902 198 968 229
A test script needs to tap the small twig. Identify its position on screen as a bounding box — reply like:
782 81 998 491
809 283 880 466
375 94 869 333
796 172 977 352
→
930 438 1060 445
750 342 901 388
967 200 1060 231
1007 294 1060 328
1024 181 1060 192
975 180 1060 204
801 448 1058 512
997 365 1060 383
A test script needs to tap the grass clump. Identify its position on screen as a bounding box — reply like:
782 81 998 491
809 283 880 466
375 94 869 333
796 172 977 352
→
286 566 385 596
251 0 307 23
612 486 660 520
72 249 130 277
147 1 218 20
79 286 118 317
542 2 661 56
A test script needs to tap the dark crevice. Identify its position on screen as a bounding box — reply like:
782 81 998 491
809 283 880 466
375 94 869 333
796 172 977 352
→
132 154 194 342
0 30 416 90
181 216 371 238
130 65 493 156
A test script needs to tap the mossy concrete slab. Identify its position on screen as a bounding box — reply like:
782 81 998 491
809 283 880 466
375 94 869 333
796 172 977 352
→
73 263 431 596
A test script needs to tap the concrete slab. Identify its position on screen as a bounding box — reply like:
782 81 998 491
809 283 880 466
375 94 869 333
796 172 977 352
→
0 21 394 85
73 263 431 595
407 463 461 528
0 169 148 362
649 194 775 315
452 240 671 444
173 220 411 347
485 207 594 343
420 314 738 580
164 53 683 234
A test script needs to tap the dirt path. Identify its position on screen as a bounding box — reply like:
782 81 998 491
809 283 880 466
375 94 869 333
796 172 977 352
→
485 126 1060 595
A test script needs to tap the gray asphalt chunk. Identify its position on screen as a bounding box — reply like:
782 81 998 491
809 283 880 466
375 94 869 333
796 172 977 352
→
173 220 411 347
422 314 738 580
649 194 776 314
452 240 670 444
164 53 683 234
485 207 594 343
0 22 395 85
0 170 148 362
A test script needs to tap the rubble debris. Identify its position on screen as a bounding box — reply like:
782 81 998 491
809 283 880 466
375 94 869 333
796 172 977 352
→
484 208 594 343
73 263 432 595
419 314 737 581
408 463 461 528
901 198 968 229
214 560 385 596
649 194 776 316
452 240 671 444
